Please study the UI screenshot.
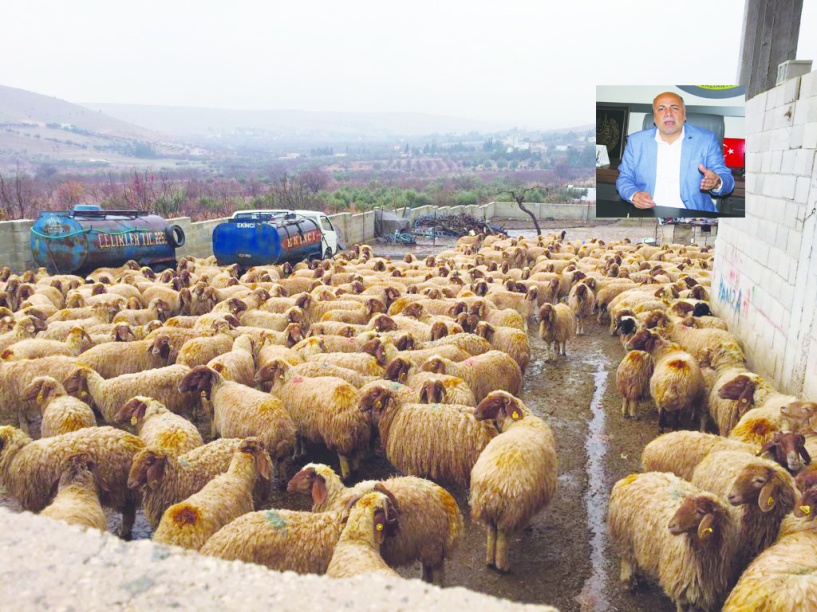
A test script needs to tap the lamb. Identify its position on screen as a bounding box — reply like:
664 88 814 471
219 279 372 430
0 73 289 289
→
21 375 96 437
206 334 256 387
326 490 401 579
39 453 108 531
419 351 522 404
691 450 796 565
287 463 463 583
200 506 347 574
360 384 497 488
473 321 531 373
615 350 654 419
668 323 745 368
1 326 93 361
127 438 246 529
625 328 705 432
0 425 144 538
266 373 369 480
115 396 203 457
71 333 173 378
640 430 757 480
608 471 739 611
152 437 272 550
469 391 558 573
175 320 235 368
538 303 576 360
567 281 595 335
63 364 200 424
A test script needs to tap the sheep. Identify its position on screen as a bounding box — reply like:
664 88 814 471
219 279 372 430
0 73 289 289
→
668 323 745 368
0 425 144 538
722 528 817 612
360 384 497 488
640 430 757 480
112 297 172 327
266 373 369 480
152 437 272 550
728 393 801 447
419 351 522 404
175 320 235 368
382 361 476 406
176 366 296 482
758 431 812 474
691 450 796 565
469 391 558 573
567 281 595 335
21 375 96 437
39 453 107 531
625 328 705 433
115 396 203 457
63 364 200 424
615 350 654 419
127 438 246 529
71 333 173 378
473 321 530 373
206 333 256 386
608 471 739 611
326 490 401 579
200 506 347 574
0 315 46 351
537 303 576 360
305 351 385 377
1 326 93 361
287 463 462 584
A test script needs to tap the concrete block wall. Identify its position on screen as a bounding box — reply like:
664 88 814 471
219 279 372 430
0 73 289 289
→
0 219 35 273
713 69 817 398
173 217 225 260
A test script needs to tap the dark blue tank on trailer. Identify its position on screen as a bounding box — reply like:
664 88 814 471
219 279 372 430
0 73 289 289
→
212 212 323 267
30 205 184 274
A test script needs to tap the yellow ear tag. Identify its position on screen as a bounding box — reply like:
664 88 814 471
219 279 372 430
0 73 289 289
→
800 505 812 515
702 527 713 536
768 497 775 507
131 416 138 427
376 523 384 531
512 411 520 420
37 391 44 404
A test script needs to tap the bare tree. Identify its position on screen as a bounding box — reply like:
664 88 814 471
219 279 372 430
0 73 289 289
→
497 186 544 236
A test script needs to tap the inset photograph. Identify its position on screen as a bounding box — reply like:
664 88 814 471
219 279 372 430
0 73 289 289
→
596 85 745 218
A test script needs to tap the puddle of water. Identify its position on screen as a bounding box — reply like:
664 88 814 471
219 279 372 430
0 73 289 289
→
578 353 610 612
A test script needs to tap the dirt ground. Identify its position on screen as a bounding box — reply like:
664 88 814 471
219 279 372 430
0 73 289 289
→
1 219 681 611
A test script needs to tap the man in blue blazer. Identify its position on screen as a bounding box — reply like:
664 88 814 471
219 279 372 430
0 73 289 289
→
616 92 734 213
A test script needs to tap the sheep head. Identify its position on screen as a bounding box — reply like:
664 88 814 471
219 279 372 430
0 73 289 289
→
394 333 415 351
285 323 304 347
795 468 817 495
148 334 173 360
287 463 332 507
728 464 793 513
116 396 155 428
361 338 387 367
759 432 811 474
22 376 63 408
717 375 756 417
58 452 109 494
794 486 817 520
419 380 446 404
128 449 167 490
474 321 495 341
419 356 448 375
254 360 290 388
62 367 91 397
370 314 397 333
239 437 272 482
359 385 396 416
780 401 817 435
475 391 526 427
177 365 217 400
616 316 638 337
345 490 399 544
668 495 724 542
624 329 658 353
384 357 412 384
430 321 448 341
401 303 424 319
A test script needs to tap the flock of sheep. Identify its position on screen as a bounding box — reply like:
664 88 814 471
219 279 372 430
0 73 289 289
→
0 228 815 611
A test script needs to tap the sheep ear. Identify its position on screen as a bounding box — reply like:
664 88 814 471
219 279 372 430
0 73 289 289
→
146 457 166 489
759 481 777 512
697 513 715 539
718 376 752 401
797 435 812 465
255 448 272 482
89 460 111 493
312 475 327 506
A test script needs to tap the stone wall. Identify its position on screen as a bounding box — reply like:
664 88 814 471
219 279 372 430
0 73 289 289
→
0 219 34 273
712 69 817 398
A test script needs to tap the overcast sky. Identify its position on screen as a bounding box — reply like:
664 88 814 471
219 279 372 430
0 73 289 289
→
2 1 815 129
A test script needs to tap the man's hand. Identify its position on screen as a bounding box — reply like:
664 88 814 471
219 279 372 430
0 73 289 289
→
698 163 723 191
632 191 656 209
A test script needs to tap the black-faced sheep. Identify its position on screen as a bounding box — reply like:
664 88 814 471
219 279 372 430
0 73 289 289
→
469 391 558 573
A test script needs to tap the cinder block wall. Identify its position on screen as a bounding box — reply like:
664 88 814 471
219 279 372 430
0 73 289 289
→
712 69 817 398
0 219 35 273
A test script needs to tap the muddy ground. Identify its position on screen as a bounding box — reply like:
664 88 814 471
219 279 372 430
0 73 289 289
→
1 219 682 612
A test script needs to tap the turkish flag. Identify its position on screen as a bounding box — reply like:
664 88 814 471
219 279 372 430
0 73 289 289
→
723 138 745 168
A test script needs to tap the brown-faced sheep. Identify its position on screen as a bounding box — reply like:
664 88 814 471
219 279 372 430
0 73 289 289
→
325 490 401 579
640 430 757 480
177 366 296 481
567 281 595 335
127 438 246 530
758 431 812 474
21 376 96 437
473 321 531 373
287 462 462 584
360 385 497 489
608 471 739 611
626 328 705 433
615 350 654 419
152 437 272 550
419 351 522 404
72 334 173 379
538 303 575 360
206 334 256 387
115 396 203 457
0 425 144 538
39 453 108 531
1 326 93 361
469 391 558 573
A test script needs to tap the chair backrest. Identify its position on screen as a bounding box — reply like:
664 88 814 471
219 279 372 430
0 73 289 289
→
642 112 725 147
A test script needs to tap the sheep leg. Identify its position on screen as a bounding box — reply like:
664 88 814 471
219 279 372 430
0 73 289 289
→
619 558 634 590
120 500 136 541
486 523 497 568
658 408 667 433
494 529 510 573
421 563 434 583
628 399 637 420
338 454 352 481
620 397 628 418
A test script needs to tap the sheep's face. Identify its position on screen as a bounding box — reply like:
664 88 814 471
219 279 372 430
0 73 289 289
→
668 495 720 540
287 465 329 506
717 376 756 416
253 361 288 388
781 402 817 435
728 466 784 512
384 358 411 384
128 451 166 490
116 397 149 426
475 391 523 427
239 438 272 481
760 433 811 474
285 324 304 348
362 339 387 367
419 357 447 375
359 387 395 416
625 329 656 353
430 321 448 341
371 315 397 333
63 368 90 397
394 334 415 352
178 366 215 400
794 488 817 520
419 380 446 404
475 321 494 341
402 303 424 319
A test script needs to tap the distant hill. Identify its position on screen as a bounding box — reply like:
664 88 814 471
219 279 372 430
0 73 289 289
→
79 104 523 139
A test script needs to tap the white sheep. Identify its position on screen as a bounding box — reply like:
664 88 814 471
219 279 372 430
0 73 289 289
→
418 350 522 404
115 396 203 457
21 375 96 437
640 430 757 480
469 391 558 573
537 303 576 360
615 350 654 419
39 452 107 531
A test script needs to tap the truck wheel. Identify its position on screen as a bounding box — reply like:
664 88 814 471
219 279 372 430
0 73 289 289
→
166 224 185 248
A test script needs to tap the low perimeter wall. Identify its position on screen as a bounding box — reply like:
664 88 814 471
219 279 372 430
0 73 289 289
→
1 201 594 272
